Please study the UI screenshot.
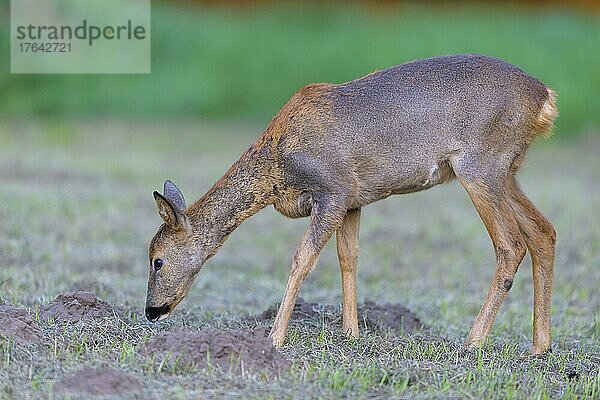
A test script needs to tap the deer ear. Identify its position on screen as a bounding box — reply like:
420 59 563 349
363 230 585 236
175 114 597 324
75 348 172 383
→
153 190 189 231
163 180 186 211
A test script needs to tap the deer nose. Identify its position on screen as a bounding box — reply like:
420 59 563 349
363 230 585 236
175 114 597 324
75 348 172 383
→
145 304 170 322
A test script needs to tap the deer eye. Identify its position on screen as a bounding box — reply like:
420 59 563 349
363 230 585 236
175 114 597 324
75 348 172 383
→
153 258 163 271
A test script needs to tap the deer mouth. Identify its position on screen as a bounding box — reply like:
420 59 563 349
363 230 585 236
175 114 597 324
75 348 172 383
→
145 303 171 322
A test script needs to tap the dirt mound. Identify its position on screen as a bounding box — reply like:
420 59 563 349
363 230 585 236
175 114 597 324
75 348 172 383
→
257 297 423 335
144 327 288 376
257 298 337 322
55 367 142 396
360 299 423 334
41 291 120 323
0 300 44 345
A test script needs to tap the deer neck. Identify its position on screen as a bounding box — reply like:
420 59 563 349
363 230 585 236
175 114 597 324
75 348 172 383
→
186 141 278 259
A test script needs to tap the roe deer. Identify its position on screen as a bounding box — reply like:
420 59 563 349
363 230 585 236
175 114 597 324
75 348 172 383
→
146 54 557 354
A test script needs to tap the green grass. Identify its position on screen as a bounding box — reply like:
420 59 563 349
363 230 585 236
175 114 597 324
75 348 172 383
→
0 121 599 398
1 3 600 137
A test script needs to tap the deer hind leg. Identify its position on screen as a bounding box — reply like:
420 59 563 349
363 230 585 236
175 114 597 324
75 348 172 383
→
336 208 361 338
506 177 555 354
455 173 527 350
269 197 347 348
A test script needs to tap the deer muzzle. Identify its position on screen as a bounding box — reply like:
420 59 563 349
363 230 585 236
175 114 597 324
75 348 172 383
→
145 303 171 322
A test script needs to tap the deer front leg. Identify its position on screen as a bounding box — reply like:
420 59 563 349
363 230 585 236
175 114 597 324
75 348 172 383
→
269 198 346 348
336 208 361 338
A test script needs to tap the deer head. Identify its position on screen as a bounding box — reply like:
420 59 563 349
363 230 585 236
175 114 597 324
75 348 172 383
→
145 180 203 322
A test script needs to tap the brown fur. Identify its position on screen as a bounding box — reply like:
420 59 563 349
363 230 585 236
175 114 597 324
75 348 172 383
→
146 54 557 354
458 178 528 349
505 177 556 354
265 83 335 150
336 208 361 337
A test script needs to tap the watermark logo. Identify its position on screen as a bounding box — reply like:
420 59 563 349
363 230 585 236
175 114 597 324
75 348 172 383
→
11 0 151 74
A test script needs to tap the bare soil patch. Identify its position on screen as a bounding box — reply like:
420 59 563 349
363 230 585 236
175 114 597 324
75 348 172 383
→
257 298 423 335
41 291 121 323
55 367 142 396
143 327 288 376
0 300 44 345
360 299 423 334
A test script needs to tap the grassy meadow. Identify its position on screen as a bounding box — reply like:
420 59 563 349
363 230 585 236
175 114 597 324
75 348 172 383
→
0 121 598 398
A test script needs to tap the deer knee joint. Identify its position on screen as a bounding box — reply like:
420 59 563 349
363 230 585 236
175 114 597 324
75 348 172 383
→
497 246 525 265
500 236 527 262
515 236 527 256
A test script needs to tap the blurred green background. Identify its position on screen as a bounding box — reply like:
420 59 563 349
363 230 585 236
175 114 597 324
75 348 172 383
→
1 1 599 138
